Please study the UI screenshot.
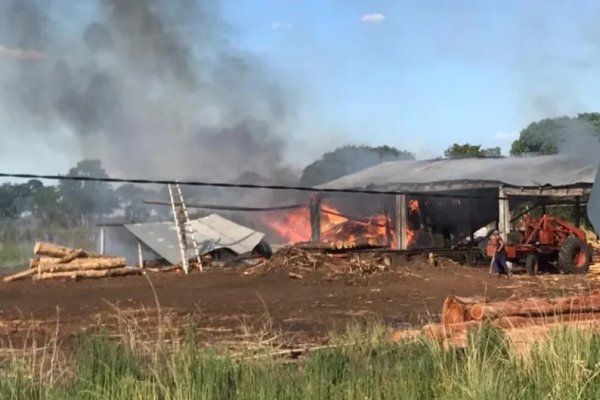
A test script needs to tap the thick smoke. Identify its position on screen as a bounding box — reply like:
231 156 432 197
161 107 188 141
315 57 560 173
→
0 0 296 183
554 118 600 161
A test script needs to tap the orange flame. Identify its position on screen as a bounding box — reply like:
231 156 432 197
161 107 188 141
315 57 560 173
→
406 199 421 247
262 203 390 247
409 199 419 213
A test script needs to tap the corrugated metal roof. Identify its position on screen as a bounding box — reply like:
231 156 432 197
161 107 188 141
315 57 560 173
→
123 214 265 265
317 155 597 191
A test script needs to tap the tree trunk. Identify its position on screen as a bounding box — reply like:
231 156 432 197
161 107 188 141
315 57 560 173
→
3 268 37 282
58 249 88 264
33 242 110 259
441 296 485 324
469 293 600 321
38 257 127 273
425 312 600 340
34 267 142 281
29 257 61 269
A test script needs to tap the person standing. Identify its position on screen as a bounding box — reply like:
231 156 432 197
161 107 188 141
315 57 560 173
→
491 230 510 277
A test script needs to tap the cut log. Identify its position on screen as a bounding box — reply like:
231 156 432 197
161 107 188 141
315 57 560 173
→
496 312 600 329
424 321 482 338
33 242 78 258
441 296 485 324
58 249 88 264
469 293 600 321
29 257 62 269
425 312 600 340
33 267 142 281
33 242 112 259
438 319 600 349
3 268 37 282
38 257 127 274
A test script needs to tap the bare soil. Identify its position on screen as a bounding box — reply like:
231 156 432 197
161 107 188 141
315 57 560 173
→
0 258 598 347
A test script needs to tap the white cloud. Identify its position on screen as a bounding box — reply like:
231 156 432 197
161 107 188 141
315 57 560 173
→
494 131 518 141
271 22 292 30
361 13 386 24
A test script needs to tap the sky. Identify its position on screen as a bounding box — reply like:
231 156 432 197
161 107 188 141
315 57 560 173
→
221 0 600 163
1 0 600 176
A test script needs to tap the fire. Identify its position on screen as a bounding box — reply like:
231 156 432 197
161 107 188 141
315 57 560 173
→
263 203 390 247
264 198 424 249
409 199 419 213
264 207 312 243
406 199 421 248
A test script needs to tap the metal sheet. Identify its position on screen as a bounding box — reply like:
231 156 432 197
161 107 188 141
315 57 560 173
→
587 165 600 234
317 155 597 191
124 214 265 265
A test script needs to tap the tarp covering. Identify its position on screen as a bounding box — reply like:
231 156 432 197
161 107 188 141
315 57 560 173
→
318 155 597 191
124 214 265 265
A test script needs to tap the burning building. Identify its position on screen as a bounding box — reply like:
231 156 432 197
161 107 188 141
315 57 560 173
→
266 155 597 251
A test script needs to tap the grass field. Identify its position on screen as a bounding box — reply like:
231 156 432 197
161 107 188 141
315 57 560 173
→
2 322 600 400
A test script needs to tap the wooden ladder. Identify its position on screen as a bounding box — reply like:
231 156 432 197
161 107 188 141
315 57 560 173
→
167 184 203 274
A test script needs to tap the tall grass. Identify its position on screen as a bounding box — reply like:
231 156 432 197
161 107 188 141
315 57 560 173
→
3 323 600 399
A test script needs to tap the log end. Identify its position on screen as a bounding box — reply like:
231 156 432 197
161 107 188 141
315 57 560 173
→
33 242 42 256
469 304 484 321
442 296 467 325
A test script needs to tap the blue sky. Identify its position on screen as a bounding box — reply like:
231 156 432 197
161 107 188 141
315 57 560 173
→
222 0 600 162
1 0 600 177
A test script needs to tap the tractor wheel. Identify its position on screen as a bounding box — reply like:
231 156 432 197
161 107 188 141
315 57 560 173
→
558 235 593 275
525 254 539 276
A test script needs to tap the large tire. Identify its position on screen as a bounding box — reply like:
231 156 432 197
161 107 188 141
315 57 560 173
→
558 235 593 274
525 254 539 276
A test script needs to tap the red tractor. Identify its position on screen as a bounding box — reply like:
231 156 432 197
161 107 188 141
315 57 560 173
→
486 214 594 275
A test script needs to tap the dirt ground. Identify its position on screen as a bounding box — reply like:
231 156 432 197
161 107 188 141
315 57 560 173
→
1 256 599 348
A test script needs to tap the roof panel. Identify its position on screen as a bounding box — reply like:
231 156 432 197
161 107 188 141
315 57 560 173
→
124 214 265 265
317 155 597 191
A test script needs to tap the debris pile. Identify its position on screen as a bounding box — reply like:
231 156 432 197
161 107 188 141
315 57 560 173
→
3 242 142 282
244 246 406 279
420 290 600 348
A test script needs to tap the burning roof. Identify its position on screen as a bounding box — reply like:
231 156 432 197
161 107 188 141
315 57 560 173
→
317 155 597 191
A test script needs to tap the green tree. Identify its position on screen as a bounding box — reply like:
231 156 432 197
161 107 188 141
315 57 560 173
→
58 159 118 225
510 113 600 155
116 183 153 222
300 145 415 186
21 180 66 225
444 143 501 158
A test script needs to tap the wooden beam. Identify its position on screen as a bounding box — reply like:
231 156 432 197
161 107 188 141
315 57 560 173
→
498 188 510 242
575 197 581 227
310 195 321 242
137 240 144 269
395 194 407 250
502 187 591 197
99 227 105 255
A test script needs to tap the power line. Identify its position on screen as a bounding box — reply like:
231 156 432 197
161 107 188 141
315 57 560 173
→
0 171 504 199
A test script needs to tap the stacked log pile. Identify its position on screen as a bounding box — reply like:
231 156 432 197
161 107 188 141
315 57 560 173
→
423 291 600 347
3 242 141 282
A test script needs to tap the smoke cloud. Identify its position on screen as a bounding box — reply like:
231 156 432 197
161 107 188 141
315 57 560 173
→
554 118 600 161
0 0 296 183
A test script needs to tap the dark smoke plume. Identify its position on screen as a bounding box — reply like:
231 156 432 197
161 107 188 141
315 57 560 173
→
0 0 295 182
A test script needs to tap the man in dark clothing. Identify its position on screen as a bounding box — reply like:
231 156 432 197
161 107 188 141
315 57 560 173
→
491 230 510 277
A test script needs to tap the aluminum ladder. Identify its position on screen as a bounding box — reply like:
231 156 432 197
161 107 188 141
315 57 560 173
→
167 183 203 273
